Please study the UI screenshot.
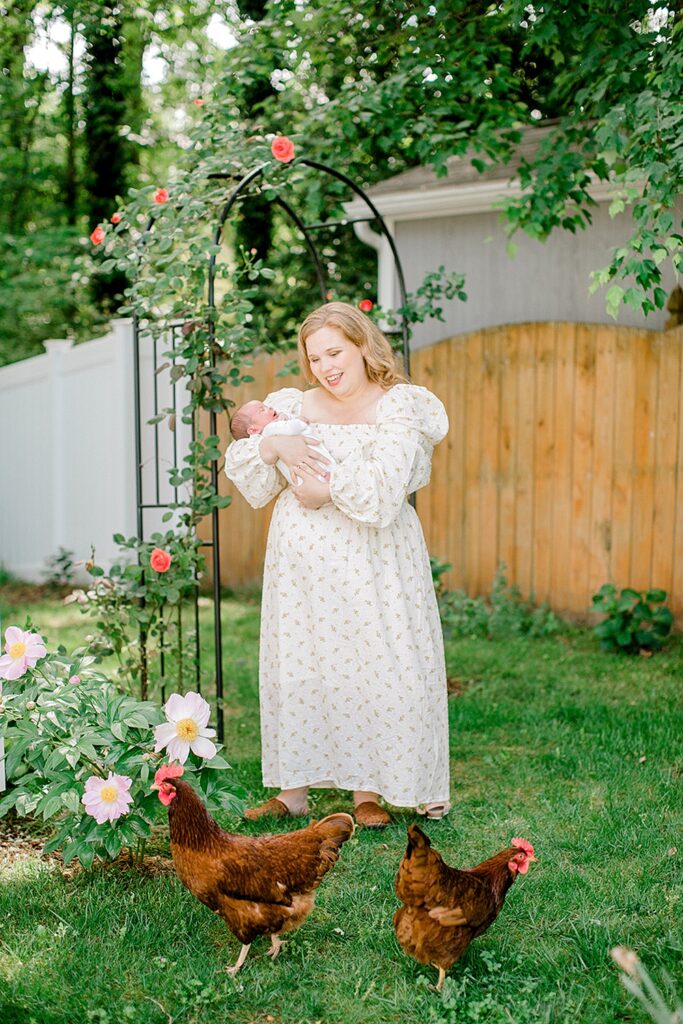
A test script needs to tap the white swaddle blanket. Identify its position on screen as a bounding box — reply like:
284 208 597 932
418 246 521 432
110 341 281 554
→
261 416 336 486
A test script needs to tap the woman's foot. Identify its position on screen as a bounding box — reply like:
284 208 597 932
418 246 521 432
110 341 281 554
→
354 801 391 828
353 792 391 829
243 788 309 820
416 801 451 820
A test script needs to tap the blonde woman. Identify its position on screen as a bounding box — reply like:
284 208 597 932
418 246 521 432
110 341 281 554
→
224 302 450 828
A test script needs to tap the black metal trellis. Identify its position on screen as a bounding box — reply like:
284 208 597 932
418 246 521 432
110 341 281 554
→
132 160 410 742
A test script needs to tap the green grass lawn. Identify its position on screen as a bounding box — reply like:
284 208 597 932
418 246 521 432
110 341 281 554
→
0 588 681 1024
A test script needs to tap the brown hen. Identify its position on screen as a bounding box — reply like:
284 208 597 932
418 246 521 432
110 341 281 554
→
394 824 536 990
153 764 354 975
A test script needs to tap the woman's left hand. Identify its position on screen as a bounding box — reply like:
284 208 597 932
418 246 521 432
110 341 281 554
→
293 473 331 509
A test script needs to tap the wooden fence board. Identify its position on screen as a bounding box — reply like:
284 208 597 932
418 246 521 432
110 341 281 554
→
533 323 556 602
651 334 680 598
610 327 637 590
551 322 575 610
588 326 616 597
479 328 501 592
568 324 596 614
498 327 519 579
513 323 537 600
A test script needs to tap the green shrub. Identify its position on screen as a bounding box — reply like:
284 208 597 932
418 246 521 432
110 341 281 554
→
591 584 673 653
431 560 560 641
0 628 240 868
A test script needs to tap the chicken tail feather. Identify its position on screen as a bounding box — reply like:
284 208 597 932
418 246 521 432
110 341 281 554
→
406 823 432 852
314 812 355 845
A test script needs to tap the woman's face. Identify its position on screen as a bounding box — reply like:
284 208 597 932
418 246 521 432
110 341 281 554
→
305 325 368 397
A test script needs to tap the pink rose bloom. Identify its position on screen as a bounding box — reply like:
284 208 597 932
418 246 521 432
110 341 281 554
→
81 772 134 824
90 226 105 245
358 299 373 312
110 212 122 224
0 627 47 681
193 98 205 106
154 188 169 204
150 548 172 573
271 136 295 163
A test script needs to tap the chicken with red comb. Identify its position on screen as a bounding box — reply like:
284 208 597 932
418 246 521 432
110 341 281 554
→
394 827 537 990
152 763 354 976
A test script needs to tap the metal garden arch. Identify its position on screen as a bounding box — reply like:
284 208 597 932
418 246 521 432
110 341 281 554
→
133 159 411 741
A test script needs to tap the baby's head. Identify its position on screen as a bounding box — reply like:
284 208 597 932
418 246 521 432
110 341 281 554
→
230 400 280 440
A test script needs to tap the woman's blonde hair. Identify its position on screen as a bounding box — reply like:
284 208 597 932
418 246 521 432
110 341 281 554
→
297 302 409 388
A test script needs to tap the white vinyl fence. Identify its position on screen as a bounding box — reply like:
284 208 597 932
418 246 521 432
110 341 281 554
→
0 318 192 582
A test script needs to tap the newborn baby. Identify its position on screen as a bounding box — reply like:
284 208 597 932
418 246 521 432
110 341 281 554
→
230 399 335 487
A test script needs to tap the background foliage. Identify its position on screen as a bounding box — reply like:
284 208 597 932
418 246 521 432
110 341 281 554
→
1 1 681 365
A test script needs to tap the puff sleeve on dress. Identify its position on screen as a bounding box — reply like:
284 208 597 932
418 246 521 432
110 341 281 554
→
224 388 304 508
328 383 448 528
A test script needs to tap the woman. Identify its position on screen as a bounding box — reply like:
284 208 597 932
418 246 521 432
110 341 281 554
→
224 302 450 828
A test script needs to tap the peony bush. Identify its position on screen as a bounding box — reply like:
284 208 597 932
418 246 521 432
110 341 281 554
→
0 627 240 868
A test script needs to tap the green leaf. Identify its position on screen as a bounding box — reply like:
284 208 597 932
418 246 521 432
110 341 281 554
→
103 829 123 860
203 754 231 770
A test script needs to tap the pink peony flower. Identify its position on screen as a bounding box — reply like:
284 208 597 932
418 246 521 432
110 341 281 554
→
90 226 105 245
150 548 172 573
154 188 169 204
154 692 217 764
82 772 134 824
271 136 295 163
110 212 122 224
0 627 46 681
358 299 373 312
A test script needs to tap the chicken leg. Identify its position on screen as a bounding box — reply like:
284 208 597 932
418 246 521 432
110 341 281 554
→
267 934 283 959
226 942 251 977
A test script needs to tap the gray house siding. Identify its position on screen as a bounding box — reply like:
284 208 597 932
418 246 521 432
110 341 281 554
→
397 203 677 351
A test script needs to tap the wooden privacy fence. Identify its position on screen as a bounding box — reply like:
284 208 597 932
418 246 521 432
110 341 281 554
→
205 321 683 624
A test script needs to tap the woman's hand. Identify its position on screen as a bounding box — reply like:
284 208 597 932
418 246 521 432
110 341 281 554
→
260 435 330 481
293 474 331 509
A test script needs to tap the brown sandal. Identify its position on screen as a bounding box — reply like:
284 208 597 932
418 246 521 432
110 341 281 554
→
243 797 306 821
354 801 391 829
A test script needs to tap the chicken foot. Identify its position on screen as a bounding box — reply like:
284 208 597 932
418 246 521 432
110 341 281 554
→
226 943 251 977
266 934 283 959
434 966 447 992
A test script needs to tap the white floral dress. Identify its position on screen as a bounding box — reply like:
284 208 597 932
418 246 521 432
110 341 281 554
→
224 383 450 807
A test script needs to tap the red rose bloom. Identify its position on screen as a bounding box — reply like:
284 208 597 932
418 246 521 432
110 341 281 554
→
154 188 170 204
271 136 295 163
90 226 105 245
150 548 172 573
359 299 373 312
110 212 122 224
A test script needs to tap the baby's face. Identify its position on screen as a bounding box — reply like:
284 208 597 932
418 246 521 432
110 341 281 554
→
245 402 281 434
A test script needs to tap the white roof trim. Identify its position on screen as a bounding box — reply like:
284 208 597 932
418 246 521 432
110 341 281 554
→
346 175 618 222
